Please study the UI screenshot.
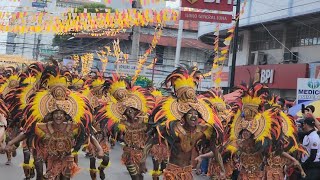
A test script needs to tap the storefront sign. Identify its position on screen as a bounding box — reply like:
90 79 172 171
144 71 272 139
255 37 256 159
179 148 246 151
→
260 69 274 84
117 63 147 75
181 0 233 11
180 11 232 23
234 64 308 89
297 78 320 104
309 63 320 79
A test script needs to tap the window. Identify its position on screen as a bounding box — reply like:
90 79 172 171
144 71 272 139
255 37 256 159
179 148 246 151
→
250 30 283 51
230 34 244 52
287 24 320 47
155 45 164 65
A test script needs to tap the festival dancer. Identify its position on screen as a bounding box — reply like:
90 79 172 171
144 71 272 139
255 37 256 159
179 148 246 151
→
100 74 154 180
5 65 103 180
228 83 305 180
264 95 306 179
82 72 111 180
4 63 44 179
196 88 237 179
0 67 20 165
149 67 225 180
147 89 170 180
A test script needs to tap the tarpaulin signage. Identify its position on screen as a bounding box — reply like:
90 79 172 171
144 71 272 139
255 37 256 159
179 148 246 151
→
296 78 320 104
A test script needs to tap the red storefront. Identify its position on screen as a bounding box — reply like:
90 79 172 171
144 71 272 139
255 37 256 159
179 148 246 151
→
234 64 309 90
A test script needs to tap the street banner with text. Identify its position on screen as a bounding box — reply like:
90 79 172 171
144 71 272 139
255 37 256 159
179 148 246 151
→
180 11 232 23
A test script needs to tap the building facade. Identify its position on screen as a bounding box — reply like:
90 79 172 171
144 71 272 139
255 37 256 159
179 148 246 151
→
198 0 320 99
68 20 215 90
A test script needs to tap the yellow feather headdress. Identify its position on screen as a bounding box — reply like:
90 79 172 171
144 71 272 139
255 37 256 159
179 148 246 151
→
46 75 69 89
0 74 20 97
152 67 223 132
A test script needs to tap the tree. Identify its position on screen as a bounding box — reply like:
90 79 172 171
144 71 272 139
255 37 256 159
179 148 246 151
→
126 75 153 88
76 3 111 13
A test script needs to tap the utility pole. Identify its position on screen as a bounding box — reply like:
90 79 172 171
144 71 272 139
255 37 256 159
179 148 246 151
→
151 57 157 86
229 0 241 91
174 20 184 68
35 34 42 61
130 0 142 61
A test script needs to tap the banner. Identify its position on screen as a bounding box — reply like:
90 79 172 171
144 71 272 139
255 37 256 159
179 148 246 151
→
296 78 320 104
180 11 232 23
181 0 233 12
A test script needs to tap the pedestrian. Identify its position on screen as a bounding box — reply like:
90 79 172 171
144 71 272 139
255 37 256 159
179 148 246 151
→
303 105 320 130
0 113 7 153
300 117 320 180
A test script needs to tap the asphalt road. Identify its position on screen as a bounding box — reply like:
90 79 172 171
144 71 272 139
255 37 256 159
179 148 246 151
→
0 143 209 180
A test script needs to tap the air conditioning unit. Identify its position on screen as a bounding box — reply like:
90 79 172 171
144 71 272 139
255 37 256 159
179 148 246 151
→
283 52 299 63
292 52 299 63
283 52 291 63
251 51 267 65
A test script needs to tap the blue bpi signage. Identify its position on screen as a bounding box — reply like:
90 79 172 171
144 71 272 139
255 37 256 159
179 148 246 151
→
296 78 320 104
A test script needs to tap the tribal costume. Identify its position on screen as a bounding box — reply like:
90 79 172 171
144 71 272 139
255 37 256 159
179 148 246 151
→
4 63 44 179
148 90 170 180
229 83 298 180
150 67 225 180
199 88 236 179
81 72 111 180
100 73 153 180
6 65 101 180
0 67 20 165
264 96 306 179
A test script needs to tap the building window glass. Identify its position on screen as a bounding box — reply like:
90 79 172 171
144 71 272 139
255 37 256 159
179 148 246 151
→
155 45 164 65
230 34 244 52
250 30 283 51
288 24 320 47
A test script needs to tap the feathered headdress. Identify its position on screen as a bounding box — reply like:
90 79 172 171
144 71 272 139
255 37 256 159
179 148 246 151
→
0 74 20 98
104 86 153 124
24 65 93 130
153 67 222 131
230 83 281 151
103 73 128 101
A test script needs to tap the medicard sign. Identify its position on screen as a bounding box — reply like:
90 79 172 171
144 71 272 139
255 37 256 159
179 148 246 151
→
296 78 320 104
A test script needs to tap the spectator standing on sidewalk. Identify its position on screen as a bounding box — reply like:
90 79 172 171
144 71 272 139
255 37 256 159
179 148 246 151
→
300 117 320 180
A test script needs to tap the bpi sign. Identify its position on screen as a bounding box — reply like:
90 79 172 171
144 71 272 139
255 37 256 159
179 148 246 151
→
297 78 320 104
260 69 274 84
182 0 233 11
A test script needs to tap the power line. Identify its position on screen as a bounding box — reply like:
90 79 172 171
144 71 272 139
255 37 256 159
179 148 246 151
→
198 0 320 28
260 22 306 62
